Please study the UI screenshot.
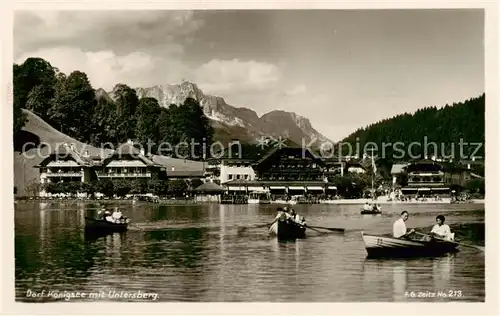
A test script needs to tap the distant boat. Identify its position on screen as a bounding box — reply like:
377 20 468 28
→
361 232 459 258
361 204 382 215
84 217 129 233
248 191 271 204
269 221 306 240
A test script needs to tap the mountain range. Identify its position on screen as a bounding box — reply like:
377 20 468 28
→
96 81 332 146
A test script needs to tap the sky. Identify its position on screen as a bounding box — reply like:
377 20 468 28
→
14 9 484 142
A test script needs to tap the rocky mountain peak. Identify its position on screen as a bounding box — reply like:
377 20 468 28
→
102 81 332 146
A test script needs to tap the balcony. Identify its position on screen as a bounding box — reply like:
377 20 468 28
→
96 172 152 178
45 169 83 177
46 172 83 177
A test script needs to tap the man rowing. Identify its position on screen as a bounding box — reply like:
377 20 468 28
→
363 202 372 211
272 207 291 223
393 210 415 239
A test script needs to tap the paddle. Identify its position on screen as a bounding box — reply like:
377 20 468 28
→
304 225 345 233
303 225 325 234
238 222 274 232
414 232 484 252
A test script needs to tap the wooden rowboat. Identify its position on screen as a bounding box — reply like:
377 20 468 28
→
269 220 306 240
361 205 382 215
361 232 459 258
361 209 382 215
85 217 129 233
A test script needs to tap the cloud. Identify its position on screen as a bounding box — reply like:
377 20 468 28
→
285 84 307 96
15 47 190 90
14 10 203 57
195 59 281 95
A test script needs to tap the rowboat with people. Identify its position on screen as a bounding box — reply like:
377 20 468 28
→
84 208 130 233
269 206 306 240
84 217 129 232
361 232 459 258
269 220 306 240
361 202 382 215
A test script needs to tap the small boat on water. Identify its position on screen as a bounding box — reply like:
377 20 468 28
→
269 220 306 240
361 209 382 215
361 205 382 215
361 232 459 258
85 217 129 233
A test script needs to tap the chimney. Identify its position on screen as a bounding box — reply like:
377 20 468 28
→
472 157 476 162
127 139 133 144
467 164 471 169
431 155 436 161
424 155 428 160
84 150 89 157
140 148 145 156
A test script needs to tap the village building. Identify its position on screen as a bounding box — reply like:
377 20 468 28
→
205 140 260 185
95 140 166 180
36 143 95 185
399 159 471 196
225 146 337 199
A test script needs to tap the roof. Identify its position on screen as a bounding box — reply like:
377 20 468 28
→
255 146 321 166
391 163 408 175
101 141 158 167
150 155 204 177
193 182 224 193
35 143 94 167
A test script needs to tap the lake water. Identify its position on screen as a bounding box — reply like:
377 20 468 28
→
15 201 485 302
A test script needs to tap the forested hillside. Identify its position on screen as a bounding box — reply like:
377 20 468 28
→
341 94 485 161
13 57 213 160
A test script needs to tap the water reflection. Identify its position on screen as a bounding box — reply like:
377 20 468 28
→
432 253 454 291
392 260 408 300
15 202 485 302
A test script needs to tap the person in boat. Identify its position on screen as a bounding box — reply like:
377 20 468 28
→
111 209 124 223
96 209 105 220
393 210 415 239
272 207 291 224
104 210 113 223
430 215 454 241
289 208 303 225
363 202 372 211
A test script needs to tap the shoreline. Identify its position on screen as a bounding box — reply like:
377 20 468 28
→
15 197 485 206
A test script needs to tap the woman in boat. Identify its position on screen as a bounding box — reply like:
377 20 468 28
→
112 209 123 223
289 209 301 224
430 215 454 241
104 211 113 222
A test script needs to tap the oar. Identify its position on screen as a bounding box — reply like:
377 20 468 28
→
239 222 273 232
305 225 345 233
414 232 484 252
303 225 326 234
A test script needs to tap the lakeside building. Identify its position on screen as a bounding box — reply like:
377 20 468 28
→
230 146 337 199
33 139 480 199
36 143 96 185
34 140 204 197
205 140 260 185
95 141 166 180
398 159 471 196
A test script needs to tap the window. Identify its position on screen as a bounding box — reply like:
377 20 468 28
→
228 174 233 180
236 175 241 180
244 174 249 180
